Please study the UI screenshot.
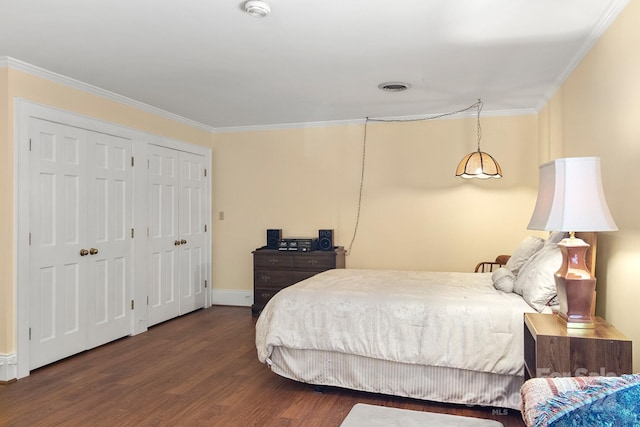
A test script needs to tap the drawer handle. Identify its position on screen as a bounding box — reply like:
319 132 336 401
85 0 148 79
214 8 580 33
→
268 258 279 264
308 259 318 265
261 293 272 299
261 274 271 281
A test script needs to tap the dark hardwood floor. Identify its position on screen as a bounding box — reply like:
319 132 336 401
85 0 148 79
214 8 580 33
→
0 306 525 426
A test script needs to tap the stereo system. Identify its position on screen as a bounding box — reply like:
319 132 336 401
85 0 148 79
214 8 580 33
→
265 229 335 252
278 238 318 252
266 229 282 249
318 229 334 251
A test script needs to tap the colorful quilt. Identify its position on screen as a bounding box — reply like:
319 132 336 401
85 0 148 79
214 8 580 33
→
520 374 640 426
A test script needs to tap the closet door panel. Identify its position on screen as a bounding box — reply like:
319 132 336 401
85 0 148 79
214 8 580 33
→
147 145 180 325
86 131 133 348
29 118 88 370
178 151 207 314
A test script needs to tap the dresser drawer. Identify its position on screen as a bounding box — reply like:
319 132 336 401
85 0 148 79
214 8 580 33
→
255 270 315 290
293 255 336 271
254 271 317 309
254 253 294 269
254 288 279 308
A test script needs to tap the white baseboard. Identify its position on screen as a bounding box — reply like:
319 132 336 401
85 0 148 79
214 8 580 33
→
212 289 252 307
0 353 17 382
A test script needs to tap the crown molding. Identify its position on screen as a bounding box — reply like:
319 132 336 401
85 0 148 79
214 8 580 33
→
1 56 214 133
212 118 367 134
536 0 629 111
213 108 537 134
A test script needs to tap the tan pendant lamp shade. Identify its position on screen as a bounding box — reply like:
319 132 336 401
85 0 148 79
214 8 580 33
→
455 100 502 179
456 150 502 179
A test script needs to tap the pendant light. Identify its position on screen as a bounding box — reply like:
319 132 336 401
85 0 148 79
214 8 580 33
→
455 100 502 179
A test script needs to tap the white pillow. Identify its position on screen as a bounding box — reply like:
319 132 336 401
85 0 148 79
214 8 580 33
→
515 244 562 312
492 268 516 293
505 236 545 276
513 242 554 295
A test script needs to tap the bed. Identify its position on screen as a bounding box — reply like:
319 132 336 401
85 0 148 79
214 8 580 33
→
255 232 595 410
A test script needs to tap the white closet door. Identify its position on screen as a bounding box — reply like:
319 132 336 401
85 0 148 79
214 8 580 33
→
147 145 180 325
147 145 207 325
28 119 133 369
85 131 133 348
178 151 207 314
29 118 88 369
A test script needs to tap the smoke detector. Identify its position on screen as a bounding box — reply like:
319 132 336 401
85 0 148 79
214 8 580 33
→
244 1 271 18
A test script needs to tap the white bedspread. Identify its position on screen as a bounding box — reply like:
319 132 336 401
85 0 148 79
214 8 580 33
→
256 269 539 376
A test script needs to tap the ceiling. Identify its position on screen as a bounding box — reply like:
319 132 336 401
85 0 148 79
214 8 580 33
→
0 0 628 131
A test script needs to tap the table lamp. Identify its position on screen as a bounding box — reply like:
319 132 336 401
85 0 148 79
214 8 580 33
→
527 157 617 328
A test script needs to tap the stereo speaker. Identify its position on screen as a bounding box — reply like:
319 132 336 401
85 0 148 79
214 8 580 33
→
266 229 282 249
318 229 334 251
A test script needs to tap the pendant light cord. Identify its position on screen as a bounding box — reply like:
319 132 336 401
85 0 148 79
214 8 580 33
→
346 99 483 256
345 117 369 256
476 100 482 152
367 99 482 124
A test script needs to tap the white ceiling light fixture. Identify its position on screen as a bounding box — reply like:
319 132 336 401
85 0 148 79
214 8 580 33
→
244 0 271 18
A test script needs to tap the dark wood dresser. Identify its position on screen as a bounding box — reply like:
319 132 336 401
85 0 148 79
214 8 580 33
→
252 246 345 316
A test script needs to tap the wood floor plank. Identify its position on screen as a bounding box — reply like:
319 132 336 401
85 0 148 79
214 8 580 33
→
0 306 525 426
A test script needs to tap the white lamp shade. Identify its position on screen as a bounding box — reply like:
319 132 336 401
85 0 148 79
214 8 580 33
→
528 157 617 232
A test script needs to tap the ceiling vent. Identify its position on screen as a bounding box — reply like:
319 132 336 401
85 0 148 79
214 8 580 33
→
378 82 410 92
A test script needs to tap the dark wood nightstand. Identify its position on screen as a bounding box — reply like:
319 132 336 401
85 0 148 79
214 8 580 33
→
524 312 632 380
251 247 345 316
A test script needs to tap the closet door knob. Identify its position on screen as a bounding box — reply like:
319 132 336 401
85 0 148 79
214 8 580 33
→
80 249 89 256
174 240 181 246
89 248 99 255
180 239 187 245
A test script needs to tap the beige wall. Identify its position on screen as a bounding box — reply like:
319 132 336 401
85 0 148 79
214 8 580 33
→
0 68 213 355
541 1 640 372
212 114 544 295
